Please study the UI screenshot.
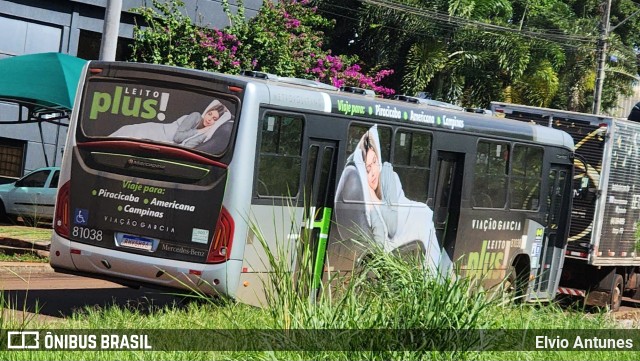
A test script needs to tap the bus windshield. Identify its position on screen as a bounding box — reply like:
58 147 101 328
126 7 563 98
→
79 79 237 157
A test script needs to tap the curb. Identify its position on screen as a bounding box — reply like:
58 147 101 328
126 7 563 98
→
0 237 52 275
0 237 50 251
0 261 54 275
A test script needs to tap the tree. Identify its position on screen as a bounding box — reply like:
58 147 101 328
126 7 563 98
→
130 0 394 95
318 0 640 112
320 0 538 106
130 0 252 73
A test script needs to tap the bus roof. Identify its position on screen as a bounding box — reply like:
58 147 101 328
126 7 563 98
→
85 61 575 151
245 75 575 151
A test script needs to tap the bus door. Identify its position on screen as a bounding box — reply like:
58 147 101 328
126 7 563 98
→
433 151 465 262
533 164 571 298
301 138 338 298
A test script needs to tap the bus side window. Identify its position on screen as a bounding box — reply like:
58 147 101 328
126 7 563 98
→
510 145 543 210
257 114 304 198
473 140 509 208
392 129 432 202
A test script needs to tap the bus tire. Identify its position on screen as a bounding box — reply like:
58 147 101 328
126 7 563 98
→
506 261 529 303
356 253 378 281
609 274 623 312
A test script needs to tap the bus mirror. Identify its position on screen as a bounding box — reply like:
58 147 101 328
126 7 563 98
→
574 176 589 200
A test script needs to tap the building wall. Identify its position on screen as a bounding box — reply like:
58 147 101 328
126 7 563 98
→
0 0 262 176
609 83 640 119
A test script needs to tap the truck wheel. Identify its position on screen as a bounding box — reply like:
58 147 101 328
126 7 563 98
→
609 274 623 312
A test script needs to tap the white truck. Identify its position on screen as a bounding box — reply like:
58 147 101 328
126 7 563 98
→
490 101 640 311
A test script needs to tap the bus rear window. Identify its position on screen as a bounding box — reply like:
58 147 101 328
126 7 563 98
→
79 80 237 157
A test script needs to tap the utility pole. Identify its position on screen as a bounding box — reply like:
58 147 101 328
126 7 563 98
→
99 0 123 61
593 0 612 115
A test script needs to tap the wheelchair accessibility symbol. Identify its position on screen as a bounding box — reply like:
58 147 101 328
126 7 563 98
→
74 208 89 225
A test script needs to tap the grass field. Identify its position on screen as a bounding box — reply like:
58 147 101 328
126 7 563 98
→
0 268 636 360
0 225 52 242
0 224 51 262
0 223 638 360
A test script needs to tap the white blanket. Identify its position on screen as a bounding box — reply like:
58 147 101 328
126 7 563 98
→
109 99 231 147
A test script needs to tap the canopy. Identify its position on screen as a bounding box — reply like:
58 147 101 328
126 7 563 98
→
0 52 87 120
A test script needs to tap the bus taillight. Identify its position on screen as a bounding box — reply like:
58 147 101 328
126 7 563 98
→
54 180 71 238
207 206 234 263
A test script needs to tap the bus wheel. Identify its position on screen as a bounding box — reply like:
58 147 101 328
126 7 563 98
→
609 274 623 312
505 263 528 303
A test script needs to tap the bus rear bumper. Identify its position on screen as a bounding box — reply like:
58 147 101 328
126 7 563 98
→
49 233 242 298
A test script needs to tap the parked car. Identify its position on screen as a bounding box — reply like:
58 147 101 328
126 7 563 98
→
0 175 18 185
0 167 60 224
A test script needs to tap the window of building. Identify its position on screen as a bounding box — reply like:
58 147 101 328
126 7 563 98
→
0 15 61 56
77 30 133 61
257 114 304 197
0 138 25 178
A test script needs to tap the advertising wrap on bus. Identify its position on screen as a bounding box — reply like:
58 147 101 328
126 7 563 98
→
69 79 238 263
80 81 236 155
329 124 543 286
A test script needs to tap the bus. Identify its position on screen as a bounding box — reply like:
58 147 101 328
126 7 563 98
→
50 62 575 305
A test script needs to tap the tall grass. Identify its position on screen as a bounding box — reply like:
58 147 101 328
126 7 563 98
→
246 213 501 359
0 285 47 351
1 208 639 360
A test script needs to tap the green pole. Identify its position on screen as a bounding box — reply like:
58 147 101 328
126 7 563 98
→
310 207 332 299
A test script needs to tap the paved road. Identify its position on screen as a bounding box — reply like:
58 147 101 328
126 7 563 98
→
1 266 187 322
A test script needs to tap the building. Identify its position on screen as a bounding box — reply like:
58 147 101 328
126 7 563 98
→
0 0 261 178
610 82 640 120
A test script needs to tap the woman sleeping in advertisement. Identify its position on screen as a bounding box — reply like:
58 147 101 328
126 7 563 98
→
332 124 451 278
109 99 233 154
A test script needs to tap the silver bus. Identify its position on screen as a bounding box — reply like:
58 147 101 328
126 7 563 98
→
50 62 575 305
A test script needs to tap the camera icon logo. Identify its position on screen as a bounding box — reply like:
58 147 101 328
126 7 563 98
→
7 331 39 349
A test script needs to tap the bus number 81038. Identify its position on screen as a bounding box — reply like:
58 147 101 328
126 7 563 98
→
72 226 103 242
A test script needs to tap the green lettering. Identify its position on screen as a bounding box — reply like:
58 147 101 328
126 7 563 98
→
121 96 142 117
467 241 510 280
484 252 495 275
89 92 111 120
141 99 158 119
492 252 504 279
111 86 122 114
479 241 488 275
467 252 479 279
